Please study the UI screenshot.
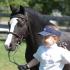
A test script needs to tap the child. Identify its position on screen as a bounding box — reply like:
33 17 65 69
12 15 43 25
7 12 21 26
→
18 26 70 70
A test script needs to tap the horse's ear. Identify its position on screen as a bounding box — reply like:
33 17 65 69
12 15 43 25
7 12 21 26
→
10 4 20 13
20 5 25 14
10 4 13 12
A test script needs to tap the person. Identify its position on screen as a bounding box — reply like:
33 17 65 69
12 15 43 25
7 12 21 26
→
18 26 70 70
47 20 67 49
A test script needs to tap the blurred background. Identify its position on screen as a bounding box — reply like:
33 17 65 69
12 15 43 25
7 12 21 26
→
0 0 70 70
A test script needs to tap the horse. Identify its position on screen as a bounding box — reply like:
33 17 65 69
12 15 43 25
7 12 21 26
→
4 5 70 70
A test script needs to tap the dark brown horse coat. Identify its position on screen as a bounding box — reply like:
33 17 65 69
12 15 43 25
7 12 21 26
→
5 5 70 70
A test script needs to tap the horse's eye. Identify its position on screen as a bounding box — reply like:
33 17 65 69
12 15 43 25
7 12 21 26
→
17 23 22 27
17 19 23 27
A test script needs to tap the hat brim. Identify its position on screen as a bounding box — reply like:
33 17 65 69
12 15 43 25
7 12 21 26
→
38 31 52 36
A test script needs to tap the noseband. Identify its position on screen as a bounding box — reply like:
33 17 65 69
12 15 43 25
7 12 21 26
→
8 15 27 44
9 32 20 38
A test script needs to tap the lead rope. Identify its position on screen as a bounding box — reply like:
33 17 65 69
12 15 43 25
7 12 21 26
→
7 44 21 70
8 49 28 70
8 51 19 66
8 44 19 66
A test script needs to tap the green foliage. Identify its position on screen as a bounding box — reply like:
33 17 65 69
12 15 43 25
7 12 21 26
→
0 0 70 15
33 3 43 12
28 0 64 14
9 0 29 7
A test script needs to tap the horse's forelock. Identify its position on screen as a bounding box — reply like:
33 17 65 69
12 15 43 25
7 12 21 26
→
10 18 18 24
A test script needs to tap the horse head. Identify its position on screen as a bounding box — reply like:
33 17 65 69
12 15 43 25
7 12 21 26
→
5 6 28 51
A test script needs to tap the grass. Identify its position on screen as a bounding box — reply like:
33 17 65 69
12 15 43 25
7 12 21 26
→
0 40 26 70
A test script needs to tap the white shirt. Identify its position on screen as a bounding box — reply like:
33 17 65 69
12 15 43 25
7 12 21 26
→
33 44 70 70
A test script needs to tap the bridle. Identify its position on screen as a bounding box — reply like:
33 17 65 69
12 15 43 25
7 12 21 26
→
7 13 36 69
9 32 21 38
7 15 28 67
8 13 35 46
8 20 20 38
8 14 28 43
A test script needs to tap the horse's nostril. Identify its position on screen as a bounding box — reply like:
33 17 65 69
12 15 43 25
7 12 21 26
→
9 43 12 48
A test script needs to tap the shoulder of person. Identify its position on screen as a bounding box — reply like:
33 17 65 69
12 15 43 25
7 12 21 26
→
38 45 44 49
58 46 70 54
37 45 45 51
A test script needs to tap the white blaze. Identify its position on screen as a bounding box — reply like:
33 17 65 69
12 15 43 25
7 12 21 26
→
5 18 18 47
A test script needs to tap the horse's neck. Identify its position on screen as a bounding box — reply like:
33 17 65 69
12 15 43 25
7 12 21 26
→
25 7 42 18
60 31 70 41
25 8 49 49
59 31 70 50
